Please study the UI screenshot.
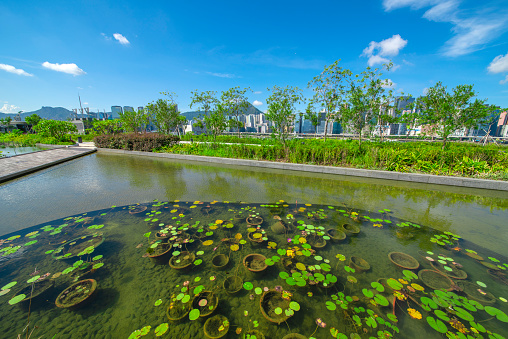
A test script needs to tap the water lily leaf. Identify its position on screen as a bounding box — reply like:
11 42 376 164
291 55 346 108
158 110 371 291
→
484 306 508 322
8 294 26 305
189 309 200 321
454 307 474 322
1 282 17 290
362 289 374 298
243 282 253 290
326 301 337 311
387 278 403 290
289 301 300 311
274 307 282 315
154 299 163 306
434 310 450 321
154 323 169 337
279 272 289 279
255 287 263 295
371 281 385 292
374 294 389 306
426 316 448 333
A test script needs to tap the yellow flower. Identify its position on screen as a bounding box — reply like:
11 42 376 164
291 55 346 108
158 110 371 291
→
351 212 358 216
373 223 383 228
286 249 295 258
215 220 223 224
398 278 408 284
407 308 422 320
394 291 407 301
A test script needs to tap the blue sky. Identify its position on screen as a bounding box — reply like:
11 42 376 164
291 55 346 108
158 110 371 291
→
1 0 508 115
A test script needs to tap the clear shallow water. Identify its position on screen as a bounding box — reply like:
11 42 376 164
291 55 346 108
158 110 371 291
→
0 201 507 339
0 145 47 157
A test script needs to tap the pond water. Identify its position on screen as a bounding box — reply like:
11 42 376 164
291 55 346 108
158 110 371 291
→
0 145 47 157
0 152 507 339
0 201 507 339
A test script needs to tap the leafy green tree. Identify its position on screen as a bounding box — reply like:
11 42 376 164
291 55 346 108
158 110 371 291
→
190 90 226 140
308 60 350 140
0 116 12 132
25 114 42 132
119 108 149 133
33 119 78 140
92 119 122 135
343 63 394 148
265 85 304 150
220 86 250 137
304 102 321 136
146 92 186 136
416 82 498 149
398 99 423 137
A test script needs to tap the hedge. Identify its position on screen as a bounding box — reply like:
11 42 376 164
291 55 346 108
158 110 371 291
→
94 133 180 152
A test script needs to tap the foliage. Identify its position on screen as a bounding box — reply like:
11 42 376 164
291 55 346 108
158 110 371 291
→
220 86 250 137
159 139 508 180
416 82 498 150
24 114 42 131
265 85 304 150
190 90 226 140
33 119 78 141
94 133 179 152
91 119 123 135
304 103 321 136
119 108 150 133
146 92 187 136
308 60 349 140
0 132 74 145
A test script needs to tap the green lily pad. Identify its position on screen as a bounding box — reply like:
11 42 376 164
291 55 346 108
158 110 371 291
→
189 309 200 320
8 294 26 305
484 306 508 322
374 294 389 307
426 316 448 333
387 278 403 290
326 301 337 311
243 282 254 290
154 323 169 337
1 282 17 290
154 299 163 306
274 307 282 315
362 289 374 298
289 301 300 311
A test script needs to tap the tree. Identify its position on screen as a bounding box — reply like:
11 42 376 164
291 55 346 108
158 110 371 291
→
0 116 12 131
119 108 149 133
33 119 77 140
398 99 423 137
343 63 394 148
265 85 304 150
304 102 321 136
146 92 186 136
92 119 122 135
308 60 350 140
190 90 226 140
416 82 498 150
25 114 42 130
220 87 250 137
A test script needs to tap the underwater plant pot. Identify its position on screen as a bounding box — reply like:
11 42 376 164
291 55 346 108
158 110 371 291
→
271 221 287 234
52 234 105 261
192 291 219 318
243 330 265 339
211 254 229 270
169 251 195 270
223 276 243 295
327 228 346 242
166 299 190 322
247 231 265 244
243 254 268 273
200 205 215 215
430 261 467 280
349 256 370 273
16 279 54 303
55 279 97 309
233 214 244 224
246 215 263 226
456 281 496 304
487 269 508 286
282 334 306 339
418 269 454 291
203 314 229 339
341 223 360 235
259 289 293 325
388 252 420 270
129 205 147 215
155 228 173 241
306 235 326 249
172 232 192 246
147 242 173 263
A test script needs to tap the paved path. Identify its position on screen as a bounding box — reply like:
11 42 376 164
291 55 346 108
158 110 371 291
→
0 147 96 183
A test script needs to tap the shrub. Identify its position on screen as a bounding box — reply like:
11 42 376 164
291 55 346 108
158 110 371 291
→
94 133 180 152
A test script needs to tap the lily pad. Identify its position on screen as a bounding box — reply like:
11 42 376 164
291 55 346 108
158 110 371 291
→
189 309 200 321
8 294 26 305
426 316 448 333
154 323 169 337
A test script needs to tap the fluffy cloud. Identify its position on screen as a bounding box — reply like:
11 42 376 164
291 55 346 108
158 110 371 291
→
205 71 238 78
0 63 33 76
42 62 86 76
0 103 21 113
501 75 508 85
252 100 263 106
488 53 508 73
113 33 130 45
362 35 407 67
383 0 508 57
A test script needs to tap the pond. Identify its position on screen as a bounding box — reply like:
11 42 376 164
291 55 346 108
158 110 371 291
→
0 152 507 339
0 145 47 157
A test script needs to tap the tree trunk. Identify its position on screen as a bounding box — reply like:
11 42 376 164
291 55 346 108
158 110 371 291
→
324 119 329 141
442 136 447 151
358 130 362 149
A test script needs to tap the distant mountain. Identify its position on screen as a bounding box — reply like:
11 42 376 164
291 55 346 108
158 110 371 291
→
1 107 74 121
181 102 263 121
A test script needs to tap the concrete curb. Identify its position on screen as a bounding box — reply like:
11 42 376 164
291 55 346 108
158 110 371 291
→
0 148 97 183
96 148 508 191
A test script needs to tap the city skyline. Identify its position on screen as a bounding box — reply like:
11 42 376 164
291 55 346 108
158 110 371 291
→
1 0 508 115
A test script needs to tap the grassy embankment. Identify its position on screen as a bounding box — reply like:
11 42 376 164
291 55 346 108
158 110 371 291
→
162 135 508 181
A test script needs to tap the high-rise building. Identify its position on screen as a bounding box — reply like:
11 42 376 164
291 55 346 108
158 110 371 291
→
123 106 134 112
111 106 123 118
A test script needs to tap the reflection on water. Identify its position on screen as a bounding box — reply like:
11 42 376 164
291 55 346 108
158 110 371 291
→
0 201 507 339
0 152 506 257
0 145 47 157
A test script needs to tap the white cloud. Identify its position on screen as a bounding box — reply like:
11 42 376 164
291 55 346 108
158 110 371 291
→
367 55 391 67
83 102 89 105
488 53 508 74
0 63 33 76
42 62 86 76
500 75 508 85
363 34 408 57
402 59 414 66
254 91 262 94
0 104 21 113
383 0 508 57
205 71 238 78
101 33 112 41
113 33 130 45
252 100 263 106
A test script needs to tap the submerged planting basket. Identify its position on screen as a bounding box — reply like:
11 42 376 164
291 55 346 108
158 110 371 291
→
192 291 219 318
243 330 265 339
166 299 190 322
246 215 263 226
341 223 360 235
223 276 243 294
388 252 420 270
148 242 173 263
457 281 496 304
282 334 307 339
169 251 195 270
129 205 147 215
350 256 370 273
52 234 105 260
430 261 467 280
259 289 292 324
17 279 54 303
55 279 97 309
203 314 229 339
306 236 327 249
243 254 268 273
327 228 346 242
418 269 454 291
212 254 229 270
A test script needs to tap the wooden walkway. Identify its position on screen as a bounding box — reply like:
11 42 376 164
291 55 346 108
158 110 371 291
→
0 147 96 183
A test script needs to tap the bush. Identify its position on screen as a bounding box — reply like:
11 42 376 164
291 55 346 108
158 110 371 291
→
94 133 180 152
